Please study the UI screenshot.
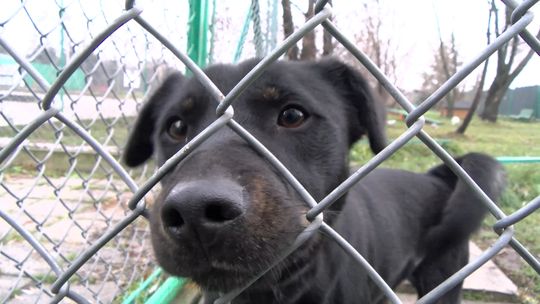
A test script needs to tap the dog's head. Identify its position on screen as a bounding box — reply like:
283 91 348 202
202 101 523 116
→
124 59 386 292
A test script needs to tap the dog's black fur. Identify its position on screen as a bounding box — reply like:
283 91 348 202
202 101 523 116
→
124 59 505 304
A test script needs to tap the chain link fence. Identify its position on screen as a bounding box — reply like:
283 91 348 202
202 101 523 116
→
0 0 539 303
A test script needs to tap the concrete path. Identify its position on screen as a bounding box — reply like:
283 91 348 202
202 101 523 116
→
464 242 518 296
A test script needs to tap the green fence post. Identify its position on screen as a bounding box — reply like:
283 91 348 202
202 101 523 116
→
187 0 209 68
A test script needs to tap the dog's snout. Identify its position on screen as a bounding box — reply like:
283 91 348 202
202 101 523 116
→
160 180 245 238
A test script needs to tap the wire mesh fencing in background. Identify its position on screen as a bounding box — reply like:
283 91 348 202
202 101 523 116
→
0 0 539 304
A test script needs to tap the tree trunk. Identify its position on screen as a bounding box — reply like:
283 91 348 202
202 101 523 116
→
480 33 537 122
480 78 509 122
437 39 456 118
322 0 333 56
322 29 333 56
281 0 299 60
300 0 316 60
445 98 455 118
456 60 489 133
479 3 540 121
456 1 494 134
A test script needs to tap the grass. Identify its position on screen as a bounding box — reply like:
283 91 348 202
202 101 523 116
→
1 230 25 243
463 290 516 302
351 114 540 302
34 272 58 285
64 252 79 263
0 117 131 147
0 117 159 182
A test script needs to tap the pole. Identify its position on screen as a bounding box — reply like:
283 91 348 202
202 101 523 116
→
187 0 209 68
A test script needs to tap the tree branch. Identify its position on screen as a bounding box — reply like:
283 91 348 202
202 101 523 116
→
508 28 540 80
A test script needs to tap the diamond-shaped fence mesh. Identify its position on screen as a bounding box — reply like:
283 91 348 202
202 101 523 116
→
0 0 539 303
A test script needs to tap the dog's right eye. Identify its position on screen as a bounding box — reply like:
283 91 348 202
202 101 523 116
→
167 118 188 142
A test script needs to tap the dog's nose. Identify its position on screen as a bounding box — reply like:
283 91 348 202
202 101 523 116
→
160 180 245 238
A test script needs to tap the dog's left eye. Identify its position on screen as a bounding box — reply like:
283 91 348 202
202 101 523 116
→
167 118 188 141
278 106 308 128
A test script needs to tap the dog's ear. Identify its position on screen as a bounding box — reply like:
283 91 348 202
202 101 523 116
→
123 72 185 167
316 59 387 153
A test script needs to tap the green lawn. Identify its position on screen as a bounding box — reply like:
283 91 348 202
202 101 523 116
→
0 117 131 148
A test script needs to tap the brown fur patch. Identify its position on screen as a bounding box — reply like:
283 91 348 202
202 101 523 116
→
247 175 309 229
180 97 195 112
249 176 273 216
261 86 280 100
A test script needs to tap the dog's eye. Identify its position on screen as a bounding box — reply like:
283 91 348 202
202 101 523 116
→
278 106 308 128
167 118 188 141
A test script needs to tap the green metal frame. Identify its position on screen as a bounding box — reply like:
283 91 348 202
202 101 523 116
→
187 0 209 68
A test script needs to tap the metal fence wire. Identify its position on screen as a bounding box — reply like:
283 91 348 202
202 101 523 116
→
0 0 539 303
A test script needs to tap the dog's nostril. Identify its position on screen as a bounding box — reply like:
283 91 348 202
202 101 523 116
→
162 207 185 233
204 203 242 223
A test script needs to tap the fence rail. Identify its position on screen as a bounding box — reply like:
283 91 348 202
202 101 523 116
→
0 0 539 303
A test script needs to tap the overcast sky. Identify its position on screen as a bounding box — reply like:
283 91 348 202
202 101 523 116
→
1 0 538 92
330 0 540 90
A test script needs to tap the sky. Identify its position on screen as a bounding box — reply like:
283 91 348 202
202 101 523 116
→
1 0 539 93
329 0 540 91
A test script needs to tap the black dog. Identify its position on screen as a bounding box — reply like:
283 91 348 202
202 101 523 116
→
124 59 505 303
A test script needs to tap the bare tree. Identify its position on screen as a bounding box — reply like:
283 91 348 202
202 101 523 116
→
300 0 316 60
336 0 398 104
456 1 496 134
322 0 334 56
439 34 461 117
455 60 490 133
422 34 463 118
479 0 540 122
281 0 333 60
282 0 299 60
359 1 397 101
